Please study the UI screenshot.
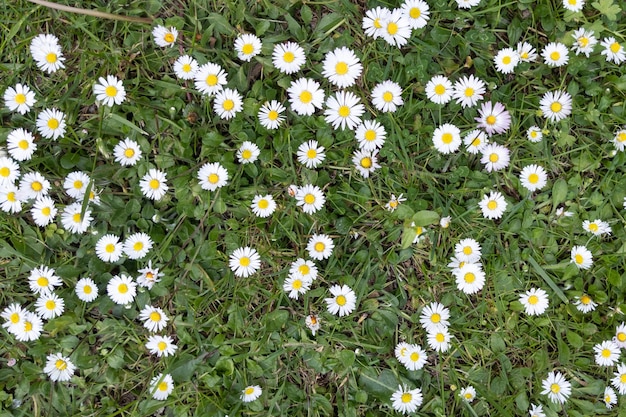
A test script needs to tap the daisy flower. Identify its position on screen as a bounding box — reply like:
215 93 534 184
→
456 0 481 8
519 287 549 315
459 386 476 402
427 327 452 352
411 222 427 244
289 258 318 282
0 157 20 186
1 303 26 334
612 363 626 394
0 184 22 214
197 162 228 191
381 9 411 47
432 123 462 154
615 324 626 348
601 37 626 64
140 169 168 201
480 143 510 172
391 385 423 414
283 274 311 300
352 149 381 178
272 42 306 74
306 234 334 260
603 386 617 409
31 39 65 73
527 126 543 142
573 294 597 313
258 100 286 130
146 335 178 357
44 353 75 382
355 120 386 151
563 0 584 12
3 83 36 114
583 219 611 236
75 277 98 302
297 140 326 168
452 74 485 108
519 164 548 192
173 55 198 80
229 247 261 278
19 172 50 202
95 234 123 263
440 216 451 228
475 101 511 136
214 88 243 120
594 340 620 366
371 80 403 113
139 305 169 333
425 75 453 105
305 314 321 335
287 78 325 116
194 62 227 96
325 284 357 317
241 385 262 402
517 41 538 62
60 202 93 234
321 47 363 88
613 129 626 151
137 260 164 289
571 245 593 269
113 138 142 166
152 26 178 47
28 265 61 295
385 194 406 212
234 33 262 61
362 7 390 39
455 238 482 263
35 292 64 320
494 47 519 74
36 108 66 140
479 190 508 219
107 274 137 305
123 232 153 260
542 42 569 67
93 75 126 107
63 171 90 199
455 262 485 294
395 342 411 363
420 302 450 332
540 90 572 122
401 0 430 29
251 194 276 218
236 141 260 164
528 403 546 417
571 28 597 57
324 91 364 130
13 312 43 342
295 184 325 214
464 129 488 154
541 371 571 404
150 373 174 400
7 128 37 161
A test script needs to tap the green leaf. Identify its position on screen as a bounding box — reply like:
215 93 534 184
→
170 353 208 381
566 331 584 348
592 0 621 20
265 309 289 331
105 112 148 135
358 369 398 400
401 227 417 249
528 256 568 304
552 178 568 207
411 210 439 226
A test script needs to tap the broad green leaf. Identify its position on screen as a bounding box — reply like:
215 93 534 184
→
592 0 621 20
411 210 440 226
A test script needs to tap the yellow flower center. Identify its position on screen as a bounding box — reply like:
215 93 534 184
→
222 99 235 111
364 130 377 142
528 173 539 184
258 199 269 209
208 173 219 184
464 272 475 283
464 87 474 97
550 383 560 393
606 395 612 403
338 105 350 118
489 153 499 163
471 137 481 147
386 22 398 35
0 167 9 177
618 332 626 342
300 90 313 104
521 52 529 59
550 51 560 61
14 93 26 104
335 62 348 75
360 157 372 168
104 243 116 254
314 242 325 252
410 7 421 18
245 387 255 395
389 200 398 208
502 56 511 65
441 133 453 144
158 381 169 391
242 43 254 55
463 247 473 255
574 254 583 264
73 180 83 190
18 139 29 149
436 333 445 342
7 192 16 202
268 110 279 121
47 118 59 130
32 181 43 191
530 131 538 138
610 42 621 53
283 51 295 63
124 148 135 158
239 257 250 267
304 193 315 204
10 312 20 323
206 74 218 86
486 115 497 125
410 352 419 362
299 264 310 275
133 241 144 251
292 279 302 290
46 52 57 63
24 321 33 331
588 223 598 232
401 392 412 403
550 102 562 113
45 300 56 310
118 283 128 294
72 213 82 223
157 341 167 351
182 63 192 73
434 84 445 95
149 178 161 190
579 37 589 47
602 348 612 358
105 86 117 97
431 313 441 323
55 359 67 370
621 374 626 383
37 277 49 287
241 149 252 160
617 132 626 142
528 295 538 305
487 200 497 210
164 33 175 43
464 393 473 399
84 285 92 294
306 149 317 159
382 91 393 102
373 18 382 29
336 295 347 306
149 311 161 322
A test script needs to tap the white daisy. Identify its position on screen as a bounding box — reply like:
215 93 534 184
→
28 265 62 295
43 353 75 382
594 340 620 366
494 47 519 74
541 371 571 404
139 305 169 332
113 138 142 166
297 140 326 168
272 42 306 74
152 25 178 47
475 101 511 136
381 9 411 47
603 386 617 409
571 28 597 57
283 275 311 300
528 403 546 417
13 311 43 342
197 162 228 191
540 90 572 122
173 55 198 80
60 202 93 234
371 80 403 113
321 47 363 88
401 344 427 371
571 245 593 270
288 258 318 282
1 303 26 334
432 123 462 154
241 385 262 402
0 157 19 186
36 108 66 140
395 342 411 363
0 183 22 214
480 143 510 172
137 260 164 289
612 363 626 394
440 216 451 228
63 171 90 199
75 277 98 302
419 302 450 332
479 190 508 219
391 385 423 414
463 129 488 154
3 83 36 115
194 62 227 96
542 42 569 67
613 129 626 151
517 41 538 62
35 292 64 320
355 120 386 151
459 386 476 402
31 41 65 73
295 184 325 214
452 74 485 108
582 219 611 236
18 171 49 201
30 196 57 225
325 284 356 316
305 314 321 335
95 234 123 263
385 193 406 212
307 234 334 260
425 75 453 105
251 194 276 218
229 246 261 278
236 141 260 164
519 164 548 192
107 274 137 305
287 78 325 116
456 0 481 8
455 262 485 294
401 0 430 29
362 7 390 39
563 0 584 12
601 37 626 64
123 232 153 260
150 373 174 400
455 238 482 263
7 128 37 161
93 75 126 107
427 327 452 352
258 100 286 130
353 149 381 178
214 88 243 120
324 90 365 130
573 294 596 313
139 169 168 200
527 126 543 142
234 33 262 61
146 335 178 357
519 287 549 315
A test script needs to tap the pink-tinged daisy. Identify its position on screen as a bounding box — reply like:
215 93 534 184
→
475 102 511 136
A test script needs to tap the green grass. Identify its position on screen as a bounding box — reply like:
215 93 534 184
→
1 0 626 416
